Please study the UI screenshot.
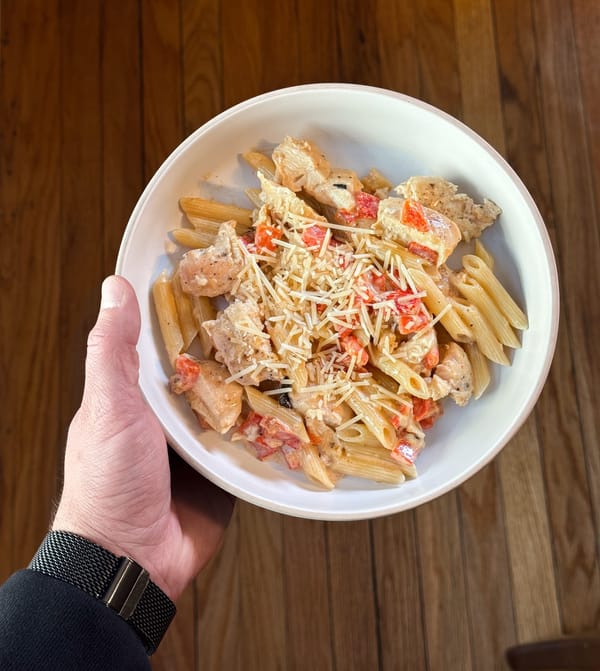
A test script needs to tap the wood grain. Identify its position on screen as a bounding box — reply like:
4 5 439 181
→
417 493 473 671
326 521 380 670
282 518 334 671
102 0 144 267
238 504 286 671
372 512 427 671
0 0 62 579
3 2 600 669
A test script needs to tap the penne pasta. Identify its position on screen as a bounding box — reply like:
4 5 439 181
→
191 295 217 358
179 196 253 229
474 239 494 269
369 347 430 399
152 271 184 368
462 254 528 329
171 271 198 350
464 342 490 400
300 443 336 489
345 388 397 450
454 300 510 366
335 422 381 447
409 268 473 342
331 442 406 484
245 386 310 444
242 150 277 180
171 227 214 248
451 272 521 348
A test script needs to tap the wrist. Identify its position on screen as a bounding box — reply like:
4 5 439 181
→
30 530 176 655
52 508 175 601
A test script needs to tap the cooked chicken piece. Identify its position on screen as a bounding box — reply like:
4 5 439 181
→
397 176 501 242
429 342 473 406
361 167 393 199
178 221 244 297
169 355 242 434
376 197 461 266
290 391 353 427
272 136 360 211
396 328 438 368
258 172 327 223
203 298 281 385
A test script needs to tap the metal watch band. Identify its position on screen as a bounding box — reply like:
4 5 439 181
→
29 530 176 654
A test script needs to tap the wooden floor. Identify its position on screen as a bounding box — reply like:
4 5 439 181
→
2 1 599 669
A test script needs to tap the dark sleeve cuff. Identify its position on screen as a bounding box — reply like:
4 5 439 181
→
0 570 151 671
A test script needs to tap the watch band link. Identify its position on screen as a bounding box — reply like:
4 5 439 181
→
29 531 176 654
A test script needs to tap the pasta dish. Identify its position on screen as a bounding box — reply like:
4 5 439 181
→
152 136 527 489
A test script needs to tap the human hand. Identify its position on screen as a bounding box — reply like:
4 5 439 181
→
52 275 234 601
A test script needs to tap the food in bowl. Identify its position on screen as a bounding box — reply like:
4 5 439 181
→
152 135 528 490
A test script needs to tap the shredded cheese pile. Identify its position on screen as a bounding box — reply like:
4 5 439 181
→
229 196 430 421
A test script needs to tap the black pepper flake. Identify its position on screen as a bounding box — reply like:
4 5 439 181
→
278 393 292 408
333 183 348 189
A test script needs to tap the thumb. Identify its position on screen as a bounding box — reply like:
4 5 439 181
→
82 276 142 408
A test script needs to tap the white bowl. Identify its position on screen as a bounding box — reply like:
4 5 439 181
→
116 83 559 521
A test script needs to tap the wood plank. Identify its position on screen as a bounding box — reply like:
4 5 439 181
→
238 504 286 671
296 0 339 84
371 512 427 671
0 0 62 579
417 493 473 671
458 465 516 669
141 0 184 180
452 3 517 667
195 507 241 671
571 0 600 203
59 0 104 448
498 418 561 640
335 0 381 85
453 0 504 151
375 0 421 98
282 518 334 671
221 0 298 107
415 0 462 118
181 0 222 136
534 0 600 624
494 0 600 635
140 2 195 668
102 0 144 268
327 521 380 670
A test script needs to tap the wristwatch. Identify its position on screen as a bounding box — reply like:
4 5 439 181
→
29 530 176 655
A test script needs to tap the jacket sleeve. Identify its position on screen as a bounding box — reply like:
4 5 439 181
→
0 570 151 671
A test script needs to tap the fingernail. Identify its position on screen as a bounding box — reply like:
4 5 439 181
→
100 276 124 310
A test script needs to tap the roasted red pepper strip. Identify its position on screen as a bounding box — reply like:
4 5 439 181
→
340 334 369 367
170 355 201 393
255 223 282 252
412 397 443 430
302 224 327 248
402 199 429 232
407 241 439 265
339 191 380 223
355 191 380 219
